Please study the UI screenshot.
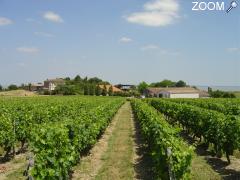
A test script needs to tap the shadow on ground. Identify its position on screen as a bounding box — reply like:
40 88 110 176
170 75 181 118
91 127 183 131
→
132 117 155 180
181 131 240 180
206 157 240 180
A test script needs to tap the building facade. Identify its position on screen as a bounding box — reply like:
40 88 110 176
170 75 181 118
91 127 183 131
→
115 84 135 91
98 85 122 93
44 78 65 91
144 87 201 98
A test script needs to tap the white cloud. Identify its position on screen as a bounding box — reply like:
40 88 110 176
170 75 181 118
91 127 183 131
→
17 47 40 54
34 32 55 38
43 11 64 23
0 17 13 26
226 48 240 53
126 0 180 27
119 37 133 43
144 0 179 12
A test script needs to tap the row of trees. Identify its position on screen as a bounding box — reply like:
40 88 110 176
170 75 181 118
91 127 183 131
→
137 79 188 94
52 84 109 96
51 76 139 97
1 77 238 99
150 79 187 88
0 84 19 91
44 76 110 95
208 88 236 98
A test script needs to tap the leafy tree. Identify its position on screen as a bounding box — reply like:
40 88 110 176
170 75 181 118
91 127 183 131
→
138 82 148 94
28 83 32 91
20 83 25 89
95 85 102 96
210 90 236 98
43 90 50 95
151 79 176 87
73 84 84 95
84 85 89 95
41 74 114 96
65 77 71 81
88 77 103 84
102 85 107 96
89 84 95 95
0 84 3 91
74 75 82 82
108 86 113 96
8 84 18 91
210 90 222 98
53 85 75 95
175 80 187 87
208 87 213 93
83 77 88 82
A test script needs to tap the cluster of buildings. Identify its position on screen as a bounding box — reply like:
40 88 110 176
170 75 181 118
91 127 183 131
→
27 79 135 93
27 78 208 98
27 78 65 92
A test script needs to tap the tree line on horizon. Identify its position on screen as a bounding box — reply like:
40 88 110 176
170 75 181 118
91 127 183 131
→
43 75 139 97
137 79 188 94
0 77 237 98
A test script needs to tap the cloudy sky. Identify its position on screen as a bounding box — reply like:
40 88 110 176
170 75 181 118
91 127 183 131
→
0 0 239 86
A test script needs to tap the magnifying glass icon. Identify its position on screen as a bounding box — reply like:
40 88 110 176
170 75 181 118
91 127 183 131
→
227 1 238 13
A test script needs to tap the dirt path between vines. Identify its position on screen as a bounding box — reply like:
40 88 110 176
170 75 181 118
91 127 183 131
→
0 154 26 180
71 103 122 180
73 101 152 180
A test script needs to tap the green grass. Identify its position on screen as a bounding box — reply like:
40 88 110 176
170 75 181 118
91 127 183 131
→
6 165 26 180
0 90 37 97
234 150 240 159
191 154 221 180
233 91 240 98
95 102 134 180
0 146 4 156
1 155 27 180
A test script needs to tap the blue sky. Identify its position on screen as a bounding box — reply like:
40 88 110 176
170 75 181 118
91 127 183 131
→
0 0 239 86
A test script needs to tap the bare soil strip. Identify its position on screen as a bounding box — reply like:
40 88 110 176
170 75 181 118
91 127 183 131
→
0 154 26 180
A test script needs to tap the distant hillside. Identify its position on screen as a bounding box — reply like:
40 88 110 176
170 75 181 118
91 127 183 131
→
0 90 37 97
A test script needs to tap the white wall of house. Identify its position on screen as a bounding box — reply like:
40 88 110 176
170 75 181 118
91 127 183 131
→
49 83 57 91
169 93 199 98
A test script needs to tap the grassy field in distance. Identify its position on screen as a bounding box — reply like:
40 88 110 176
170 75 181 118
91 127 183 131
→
0 90 37 97
233 91 240 98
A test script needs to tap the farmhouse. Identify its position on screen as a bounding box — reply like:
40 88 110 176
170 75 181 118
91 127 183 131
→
44 78 65 91
144 87 200 98
198 90 210 98
115 84 135 91
28 83 44 91
98 85 122 93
